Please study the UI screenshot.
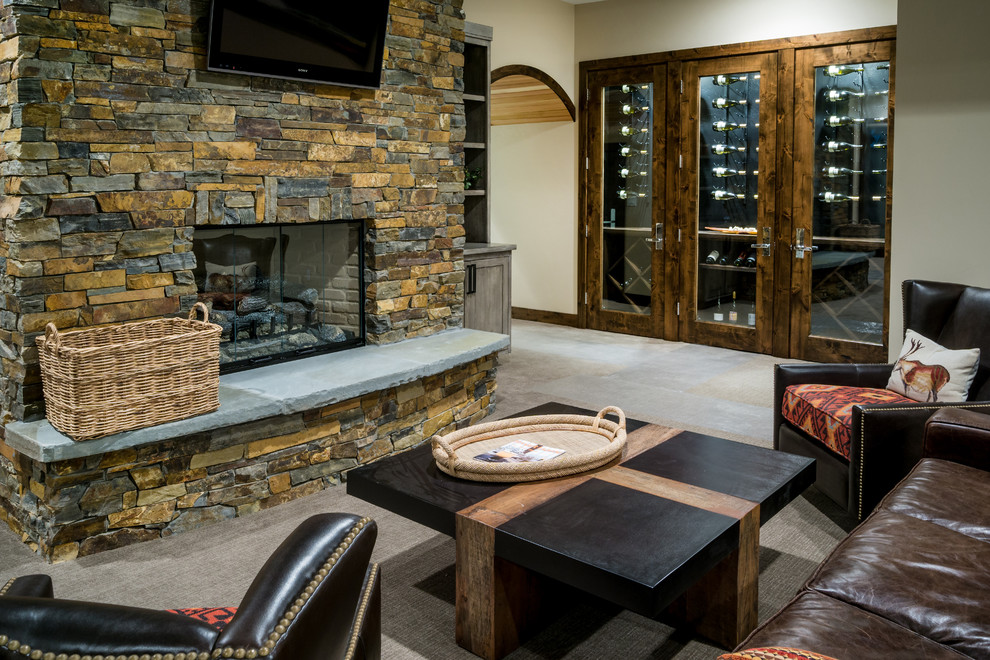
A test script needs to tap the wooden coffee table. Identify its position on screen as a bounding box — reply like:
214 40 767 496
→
347 403 815 659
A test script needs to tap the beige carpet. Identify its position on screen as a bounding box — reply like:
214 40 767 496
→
0 320 850 659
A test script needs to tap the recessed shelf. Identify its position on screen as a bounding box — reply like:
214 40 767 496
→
464 93 486 102
464 142 486 149
464 189 486 196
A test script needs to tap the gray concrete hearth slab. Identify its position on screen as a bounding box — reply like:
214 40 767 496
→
5 329 508 463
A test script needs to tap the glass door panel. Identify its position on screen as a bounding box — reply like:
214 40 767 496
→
793 43 893 362
603 81 655 315
586 66 665 338
680 54 776 354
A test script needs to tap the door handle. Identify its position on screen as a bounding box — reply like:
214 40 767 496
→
644 223 663 251
792 228 818 259
466 263 477 294
750 226 772 256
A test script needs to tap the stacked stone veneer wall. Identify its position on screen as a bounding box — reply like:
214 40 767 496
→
0 0 468 424
0 353 496 561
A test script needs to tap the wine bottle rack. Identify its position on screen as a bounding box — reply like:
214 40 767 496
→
696 70 761 325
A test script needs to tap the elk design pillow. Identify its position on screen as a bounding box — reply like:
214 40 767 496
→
886 329 980 403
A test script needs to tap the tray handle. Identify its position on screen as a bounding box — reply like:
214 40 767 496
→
189 302 210 323
593 406 626 436
432 435 459 470
44 323 61 350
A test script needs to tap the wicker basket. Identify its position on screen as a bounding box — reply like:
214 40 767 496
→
36 302 223 441
432 406 627 482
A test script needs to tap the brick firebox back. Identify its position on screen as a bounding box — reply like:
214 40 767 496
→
0 0 469 424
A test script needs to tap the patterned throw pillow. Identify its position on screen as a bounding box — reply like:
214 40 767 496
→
886 329 980 403
167 606 238 632
717 648 839 660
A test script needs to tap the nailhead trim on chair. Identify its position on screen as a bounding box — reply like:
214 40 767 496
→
0 518 374 660
210 517 374 659
0 579 14 596
343 562 380 660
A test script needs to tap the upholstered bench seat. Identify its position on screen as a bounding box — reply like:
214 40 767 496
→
781 384 913 459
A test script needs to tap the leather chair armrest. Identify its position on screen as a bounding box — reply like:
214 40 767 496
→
1 575 52 599
0 598 217 659
850 401 990 518
924 406 990 471
215 513 378 660
773 363 893 450
346 563 382 660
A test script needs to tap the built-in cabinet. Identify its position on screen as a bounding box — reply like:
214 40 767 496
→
580 27 895 362
462 22 515 341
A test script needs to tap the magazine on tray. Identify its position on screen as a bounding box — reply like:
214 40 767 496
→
474 439 566 463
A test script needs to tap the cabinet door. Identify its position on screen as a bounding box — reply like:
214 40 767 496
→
678 54 777 353
789 42 893 362
464 254 511 336
585 66 667 337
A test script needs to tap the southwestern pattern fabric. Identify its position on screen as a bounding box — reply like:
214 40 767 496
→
167 606 238 632
782 384 914 459
717 648 839 660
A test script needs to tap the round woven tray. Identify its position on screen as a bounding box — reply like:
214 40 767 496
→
431 406 627 482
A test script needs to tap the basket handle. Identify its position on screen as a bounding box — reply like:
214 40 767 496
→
189 302 210 323
44 323 61 350
593 406 626 436
432 435 459 470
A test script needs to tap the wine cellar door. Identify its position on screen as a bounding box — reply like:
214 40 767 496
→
679 53 777 354
790 42 893 362
586 66 667 337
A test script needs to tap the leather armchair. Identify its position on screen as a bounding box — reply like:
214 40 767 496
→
775 279 990 520
0 513 381 660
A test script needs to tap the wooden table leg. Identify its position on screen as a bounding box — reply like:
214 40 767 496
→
455 514 542 660
669 504 761 649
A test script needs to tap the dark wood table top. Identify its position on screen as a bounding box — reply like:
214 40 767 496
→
348 402 815 616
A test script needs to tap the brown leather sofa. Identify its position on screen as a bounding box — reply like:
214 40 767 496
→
0 513 381 660
727 407 990 658
774 279 990 521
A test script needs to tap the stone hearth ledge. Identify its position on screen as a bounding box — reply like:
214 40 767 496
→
5 329 509 463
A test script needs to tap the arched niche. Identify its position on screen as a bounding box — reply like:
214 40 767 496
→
490 65 576 125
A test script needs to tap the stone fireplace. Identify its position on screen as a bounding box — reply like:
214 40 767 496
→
0 0 507 561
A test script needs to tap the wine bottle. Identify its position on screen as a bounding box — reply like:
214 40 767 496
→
712 121 747 132
717 252 731 265
825 115 866 127
745 251 757 267
713 74 758 86
711 190 744 201
712 167 757 177
621 104 650 115
705 250 720 264
824 64 865 77
619 145 648 157
822 166 863 177
729 291 738 322
872 142 888 149
823 140 863 152
819 192 887 203
826 89 866 102
619 168 648 178
872 168 888 174
620 125 648 136
876 63 890 70
621 84 650 93
732 251 748 267
711 143 746 155
617 189 647 200
711 97 748 109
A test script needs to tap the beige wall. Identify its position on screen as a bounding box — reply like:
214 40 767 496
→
462 0 579 314
889 0 990 357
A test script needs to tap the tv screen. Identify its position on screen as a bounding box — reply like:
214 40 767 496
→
207 0 390 88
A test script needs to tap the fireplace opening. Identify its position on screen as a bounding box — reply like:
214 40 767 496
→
192 221 365 373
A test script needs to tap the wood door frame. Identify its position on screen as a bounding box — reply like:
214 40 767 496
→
677 53 778 355
582 65 667 338
577 26 896 359
789 41 895 363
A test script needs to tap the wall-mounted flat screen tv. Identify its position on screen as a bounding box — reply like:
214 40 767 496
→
207 0 390 88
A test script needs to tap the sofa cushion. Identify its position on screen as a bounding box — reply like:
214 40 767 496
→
805 510 990 658
782 384 913 459
735 591 967 659
880 458 990 544
938 286 990 399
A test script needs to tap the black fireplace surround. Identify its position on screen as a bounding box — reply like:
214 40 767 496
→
193 221 365 372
